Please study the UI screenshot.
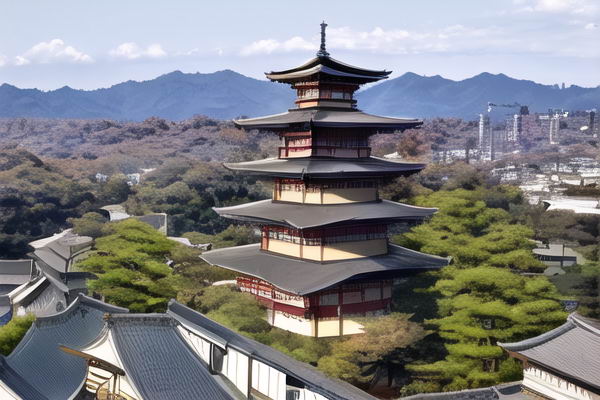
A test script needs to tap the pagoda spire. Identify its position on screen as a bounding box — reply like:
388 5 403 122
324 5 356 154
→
317 21 330 57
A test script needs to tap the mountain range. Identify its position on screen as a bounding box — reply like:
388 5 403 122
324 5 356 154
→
0 70 598 121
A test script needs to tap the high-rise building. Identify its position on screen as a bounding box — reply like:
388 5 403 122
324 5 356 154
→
201 23 448 337
479 113 494 160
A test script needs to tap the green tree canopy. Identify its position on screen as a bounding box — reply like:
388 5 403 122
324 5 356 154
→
69 211 108 238
77 219 180 312
0 314 35 355
410 266 566 390
318 314 426 386
396 189 543 271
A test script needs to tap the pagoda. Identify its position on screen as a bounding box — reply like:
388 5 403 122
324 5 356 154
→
202 22 448 337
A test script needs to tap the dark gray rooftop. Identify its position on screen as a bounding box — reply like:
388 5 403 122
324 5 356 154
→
233 108 422 131
266 55 390 84
108 314 234 400
224 156 426 179
168 300 379 400
200 243 449 295
499 313 600 391
0 290 383 400
214 199 436 229
1 294 128 400
0 260 32 287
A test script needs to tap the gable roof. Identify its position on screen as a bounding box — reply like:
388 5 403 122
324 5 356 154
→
106 314 234 400
0 294 128 400
0 260 32 288
499 313 600 391
168 300 378 400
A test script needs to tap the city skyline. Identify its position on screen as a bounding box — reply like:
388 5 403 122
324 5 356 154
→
0 0 598 90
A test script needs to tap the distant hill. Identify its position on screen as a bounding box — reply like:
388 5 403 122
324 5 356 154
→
358 72 600 119
0 70 295 121
0 70 598 121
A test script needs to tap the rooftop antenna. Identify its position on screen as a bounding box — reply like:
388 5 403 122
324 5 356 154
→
317 21 330 57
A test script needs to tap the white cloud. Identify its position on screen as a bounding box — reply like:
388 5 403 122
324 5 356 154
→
516 0 598 15
109 42 167 60
0 55 7 67
241 25 497 56
241 36 316 56
15 39 93 65
584 22 598 30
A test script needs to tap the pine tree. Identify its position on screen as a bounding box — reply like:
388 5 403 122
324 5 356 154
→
409 266 566 390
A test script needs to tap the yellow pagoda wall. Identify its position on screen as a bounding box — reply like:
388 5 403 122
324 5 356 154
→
273 187 377 204
265 238 387 261
322 239 387 261
297 100 353 109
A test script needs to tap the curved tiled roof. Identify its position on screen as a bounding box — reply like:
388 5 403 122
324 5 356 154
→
233 108 422 131
0 294 128 400
213 199 436 229
499 313 600 391
223 156 426 179
200 243 449 295
167 300 379 400
266 55 390 83
107 314 233 400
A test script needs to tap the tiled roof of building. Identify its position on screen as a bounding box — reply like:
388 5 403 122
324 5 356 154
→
0 293 381 400
223 156 426 179
168 300 378 400
0 261 32 288
499 313 600 391
265 55 390 83
107 314 234 400
233 108 421 131
0 295 128 400
201 243 449 295
213 199 436 229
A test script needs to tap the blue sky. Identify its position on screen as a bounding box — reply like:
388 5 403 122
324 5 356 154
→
0 0 598 90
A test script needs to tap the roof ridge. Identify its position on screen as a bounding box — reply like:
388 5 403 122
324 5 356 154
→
498 319 575 351
570 312 600 335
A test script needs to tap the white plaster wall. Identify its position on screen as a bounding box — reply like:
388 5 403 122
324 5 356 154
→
272 310 314 336
252 359 286 400
523 366 600 400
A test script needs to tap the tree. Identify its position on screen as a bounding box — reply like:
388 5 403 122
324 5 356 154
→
69 212 107 238
465 137 478 164
397 130 430 160
318 314 426 386
0 314 35 355
575 263 600 318
395 189 544 271
97 174 131 204
409 266 566 390
77 219 180 312
0 149 95 258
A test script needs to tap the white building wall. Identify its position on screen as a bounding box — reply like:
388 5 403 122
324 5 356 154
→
224 348 249 396
523 366 600 400
251 360 286 400
271 310 314 336
177 326 212 363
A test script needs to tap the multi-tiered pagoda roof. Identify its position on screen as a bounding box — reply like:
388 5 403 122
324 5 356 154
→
201 22 448 337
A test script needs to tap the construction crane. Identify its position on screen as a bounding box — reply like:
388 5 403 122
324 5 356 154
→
487 102 528 114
